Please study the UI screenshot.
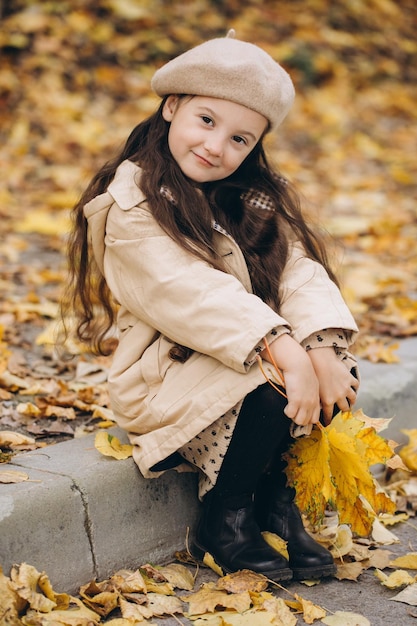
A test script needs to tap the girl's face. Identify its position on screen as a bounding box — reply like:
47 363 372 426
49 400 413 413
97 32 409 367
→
162 95 268 183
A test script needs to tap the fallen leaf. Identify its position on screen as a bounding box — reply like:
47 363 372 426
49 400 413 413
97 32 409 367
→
390 553 417 570
335 560 366 581
10 564 57 612
0 431 36 448
157 563 195 591
216 569 268 594
94 431 133 460
262 531 289 559
203 552 224 577
182 582 252 615
321 610 371 625
21 597 100 625
0 470 30 483
294 592 326 624
375 568 416 589
390 582 417 606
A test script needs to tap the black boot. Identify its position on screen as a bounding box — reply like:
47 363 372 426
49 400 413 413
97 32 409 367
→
190 383 293 581
255 477 336 580
192 491 293 581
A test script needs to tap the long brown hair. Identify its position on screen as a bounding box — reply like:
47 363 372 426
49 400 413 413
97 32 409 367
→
62 97 337 355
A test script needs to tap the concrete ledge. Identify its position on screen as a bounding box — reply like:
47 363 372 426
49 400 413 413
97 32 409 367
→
356 337 417 445
0 429 200 594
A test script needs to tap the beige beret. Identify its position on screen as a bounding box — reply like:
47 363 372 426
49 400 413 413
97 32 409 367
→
151 30 295 130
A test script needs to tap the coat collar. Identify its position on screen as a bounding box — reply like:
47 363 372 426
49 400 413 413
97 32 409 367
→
108 160 145 210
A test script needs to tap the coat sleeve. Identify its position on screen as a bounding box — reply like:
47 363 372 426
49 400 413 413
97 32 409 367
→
279 242 358 345
103 202 290 373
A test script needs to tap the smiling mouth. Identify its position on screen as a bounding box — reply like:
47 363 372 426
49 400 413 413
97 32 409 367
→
193 152 214 167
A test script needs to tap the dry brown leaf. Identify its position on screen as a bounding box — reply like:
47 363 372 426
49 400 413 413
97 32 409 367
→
182 581 252 615
20 597 100 625
293 592 326 624
390 582 417 606
335 560 366 581
146 591 184 615
0 470 30 484
216 569 268 594
119 595 153 620
0 431 36 448
110 568 147 594
0 566 27 624
156 563 195 591
10 563 57 613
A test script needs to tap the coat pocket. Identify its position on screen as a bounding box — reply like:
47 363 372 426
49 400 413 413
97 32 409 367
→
140 335 175 391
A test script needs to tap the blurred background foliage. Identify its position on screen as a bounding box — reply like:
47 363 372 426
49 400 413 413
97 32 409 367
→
0 0 416 356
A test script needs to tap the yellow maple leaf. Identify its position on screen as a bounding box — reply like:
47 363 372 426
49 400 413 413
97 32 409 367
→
284 410 396 536
284 427 334 526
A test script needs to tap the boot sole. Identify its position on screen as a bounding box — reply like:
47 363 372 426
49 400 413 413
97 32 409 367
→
291 562 337 581
190 540 293 582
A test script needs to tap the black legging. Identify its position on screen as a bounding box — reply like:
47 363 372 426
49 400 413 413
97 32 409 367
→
211 382 291 499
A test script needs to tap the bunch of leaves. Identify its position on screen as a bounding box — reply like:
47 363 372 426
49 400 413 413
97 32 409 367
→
284 409 398 536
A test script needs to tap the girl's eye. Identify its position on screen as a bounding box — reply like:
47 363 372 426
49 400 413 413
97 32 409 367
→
201 116 213 125
232 135 247 145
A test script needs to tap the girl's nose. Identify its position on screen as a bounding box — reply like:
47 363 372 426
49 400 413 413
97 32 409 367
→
204 133 224 156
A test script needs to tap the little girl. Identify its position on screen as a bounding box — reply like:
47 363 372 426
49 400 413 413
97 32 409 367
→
64 31 359 582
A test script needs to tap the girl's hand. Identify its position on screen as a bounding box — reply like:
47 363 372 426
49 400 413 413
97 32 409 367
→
261 334 321 426
307 347 359 425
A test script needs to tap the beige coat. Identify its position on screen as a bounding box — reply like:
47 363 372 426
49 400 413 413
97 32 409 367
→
84 160 358 476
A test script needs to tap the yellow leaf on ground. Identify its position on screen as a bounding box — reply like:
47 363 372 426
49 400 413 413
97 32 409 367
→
147 591 184 616
203 552 224 577
79 589 119 616
321 610 371 625
156 563 195 591
21 597 100 625
193 608 294 625
110 568 147 593
390 553 417 569
294 593 326 624
16 402 41 417
182 582 252 615
94 431 133 460
371 518 400 545
375 568 416 588
10 563 57 613
0 566 26 624
0 431 36 448
119 595 153 620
